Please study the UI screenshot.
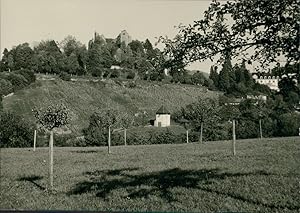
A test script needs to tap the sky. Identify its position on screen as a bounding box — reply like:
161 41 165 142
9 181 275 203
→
1 0 218 71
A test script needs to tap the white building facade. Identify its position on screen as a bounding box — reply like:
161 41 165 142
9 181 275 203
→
252 74 280 91
154 106 171 127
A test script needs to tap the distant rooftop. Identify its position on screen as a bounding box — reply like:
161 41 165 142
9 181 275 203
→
156 106 170 114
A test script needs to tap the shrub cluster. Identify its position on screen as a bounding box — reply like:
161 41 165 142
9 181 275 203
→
82 125 200 147
59 72 71 81
0 69 35 96
0 112 33 148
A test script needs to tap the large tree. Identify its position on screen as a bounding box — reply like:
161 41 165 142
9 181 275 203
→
161 0 299 69
179 98 220 143
33 40 64 74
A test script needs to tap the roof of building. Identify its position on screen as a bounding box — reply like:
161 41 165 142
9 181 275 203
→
156 106 170 114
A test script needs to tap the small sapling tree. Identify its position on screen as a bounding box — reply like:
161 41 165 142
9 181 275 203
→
119 113 135 146
220 104 241 156
89 109 120 153
174 108 191 143
184 98 219 143
256 101 269 140
33 103 70 190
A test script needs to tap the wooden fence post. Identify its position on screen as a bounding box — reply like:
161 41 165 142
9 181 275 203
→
232 119 236 156
259 119 263 139
33 130 37 151
124 129 127 146
108 126 111 154
200 122 203 143
186 130 189 143
49 130 54 190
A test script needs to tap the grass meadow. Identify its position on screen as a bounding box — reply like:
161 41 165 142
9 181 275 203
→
1 137 300 212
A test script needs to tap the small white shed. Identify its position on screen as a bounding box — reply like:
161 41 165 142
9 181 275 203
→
154 106 171 127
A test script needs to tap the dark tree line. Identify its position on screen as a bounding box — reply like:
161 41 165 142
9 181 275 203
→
208 57 272 96
0 34 169 82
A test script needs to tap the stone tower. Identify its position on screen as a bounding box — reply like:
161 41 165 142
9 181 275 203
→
120 30 132 46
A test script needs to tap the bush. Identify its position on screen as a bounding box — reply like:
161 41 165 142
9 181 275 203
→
83 124 201 147
16 69 36 84
236 119 259 139
126 81 137 88
110 69 120 78
0 78 14 96
126 70 136 79
6 73 29 91
91 67 104 77
59 72 71 81
0 112 33 148
82 125 107 146
276 112 300 136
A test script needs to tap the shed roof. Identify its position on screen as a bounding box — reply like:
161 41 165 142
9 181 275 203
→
156 106 170 114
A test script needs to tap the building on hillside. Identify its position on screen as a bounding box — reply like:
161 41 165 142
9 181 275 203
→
252 72 298 91
154 106 171 127
120 30 132 46
224 98 244 106
252 73 280 91
110 65 123 70
246 95 267 102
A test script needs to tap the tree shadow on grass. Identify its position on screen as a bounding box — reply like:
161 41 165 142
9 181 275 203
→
71 150 99 154
17 175 46 190
68 168 299 211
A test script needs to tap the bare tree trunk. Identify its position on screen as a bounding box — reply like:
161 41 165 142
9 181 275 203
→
108 126 111 154
200 122 203 143
259 119 263 139
49 130 54 190
124 129 127 146
232 120 236 156
186 130 189 143
33 130 37 152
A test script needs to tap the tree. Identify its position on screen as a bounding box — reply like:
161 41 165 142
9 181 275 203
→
209 66 219 88
191 71 206 85
84 109 122 153
0 112 33 148
12 43 34 70
218 56 231 92
60 35 85 57
162 0 299 70
144 39 153 53
238 99 269 139
33 40 64 74
119 113 135 146
219 103 241 156
173 108 192 143
33 103 70 190
278 77 299 106
87 44 103 76
0 79 13 96
60 35 87 75
128 40 145 57
277 112 300 136
180 98 220 143
1 48 10 71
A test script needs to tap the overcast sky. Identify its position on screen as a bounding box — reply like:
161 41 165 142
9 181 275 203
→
1 0 218 71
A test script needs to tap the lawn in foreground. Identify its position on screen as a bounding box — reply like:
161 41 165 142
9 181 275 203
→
1 137 300 212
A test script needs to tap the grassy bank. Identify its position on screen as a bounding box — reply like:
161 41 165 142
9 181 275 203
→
2 79 219 133
1 137 299 212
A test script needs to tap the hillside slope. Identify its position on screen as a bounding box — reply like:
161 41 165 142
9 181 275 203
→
3 78 220 133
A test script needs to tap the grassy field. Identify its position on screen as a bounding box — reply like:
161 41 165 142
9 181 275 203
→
2 78 219 133
1 137 300 212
